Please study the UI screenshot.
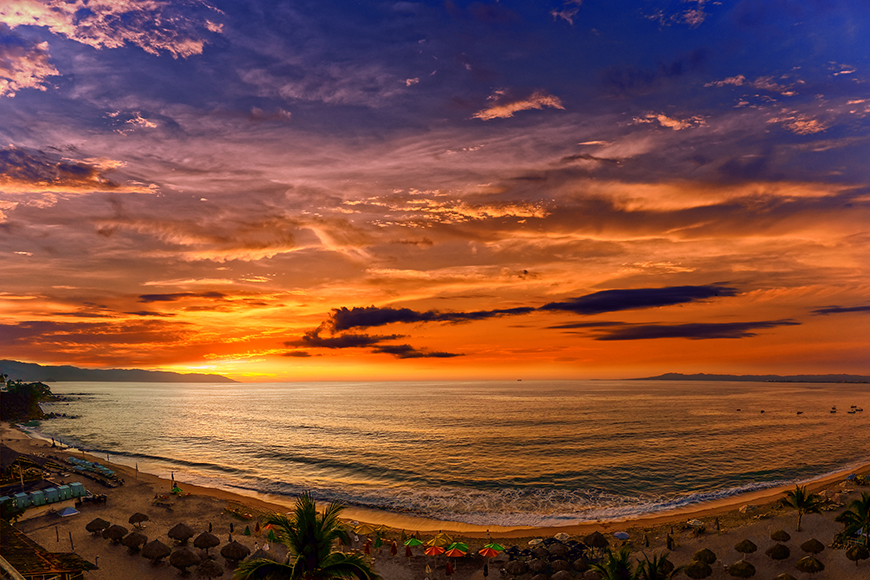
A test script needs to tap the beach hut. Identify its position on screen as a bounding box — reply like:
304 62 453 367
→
13 492 31 510
57 484 71 500
70 481 86 497
30 490 46 506
43 487 59 503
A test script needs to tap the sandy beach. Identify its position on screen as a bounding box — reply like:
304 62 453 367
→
4 422 869 579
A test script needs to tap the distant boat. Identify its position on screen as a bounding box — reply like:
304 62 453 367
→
858 408 864 412
797 411 803 415
848 410 856 414
760 410 765 413
831 409 837 413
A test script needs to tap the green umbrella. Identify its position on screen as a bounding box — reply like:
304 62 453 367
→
404 538 424 547
447 542 469 552
483 542 505 551
243 525 251 536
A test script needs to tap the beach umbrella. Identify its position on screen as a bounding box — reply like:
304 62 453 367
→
447 541 469 552
554 533 570 541
243 525 251 536
479 547 499 558
194 532 221 555
142 539 171 563
551 571 572 580
404 537 424 547
693 548 717 564
528 559 548 573
766 543 790 560
504 560 528 575
445 548 467 558
613 531 630 540
267 529 276 542
169 523 195 544
424 546 446 556
770 529 791 542
728 560 756 578
427 532 453 547
170 547 201 573
122 531 148 552
528 538 543 546
734 539 757 555
86 518 110 535
58 507 79 517
772 574 796 580
196 558 224 578
103 524 129 544
846 544 870 566
484 542 505 551
684 560 713 579
220 540 251 566
583 531 609 550
659 558 675 575
794 555 824 574
799 538 825 554
355 523 376 535
128 512 149 528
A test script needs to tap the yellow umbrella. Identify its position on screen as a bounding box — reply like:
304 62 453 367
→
426 532 453 547
355 523 376 535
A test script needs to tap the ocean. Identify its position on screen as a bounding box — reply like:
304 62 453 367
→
25 379 870 527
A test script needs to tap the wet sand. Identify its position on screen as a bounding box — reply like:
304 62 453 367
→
4 423 869 579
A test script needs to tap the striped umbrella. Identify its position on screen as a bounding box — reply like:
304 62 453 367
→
479 547 499 558
444 548 467 558
447 542 469 552
424 545 445 556
404 538 424 547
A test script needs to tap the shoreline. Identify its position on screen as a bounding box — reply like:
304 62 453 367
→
7 423 870 538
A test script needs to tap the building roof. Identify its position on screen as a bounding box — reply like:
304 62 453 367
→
0 519 96 576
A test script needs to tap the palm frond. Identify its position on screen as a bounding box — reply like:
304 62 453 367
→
232 559 296 580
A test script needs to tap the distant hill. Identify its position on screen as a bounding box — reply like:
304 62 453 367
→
0 360 236 383
636 372 870 383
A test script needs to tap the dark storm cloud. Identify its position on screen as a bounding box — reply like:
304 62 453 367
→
138 292 227 303
125 311 178 317
329 305 536 331
371 344 464 359
811 305 870 315
593 320 800 340
548 321 626 329
281 350 313 358
540 285 737 315
287 329 404 349
0 146 118 190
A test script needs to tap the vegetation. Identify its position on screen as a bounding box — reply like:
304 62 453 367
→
782 485 823 531
232 492 380 580
836 492 870 547
0 376 55 421
637 552 682 580
588 546 641 580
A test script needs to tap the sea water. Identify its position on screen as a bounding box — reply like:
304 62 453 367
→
28 380 870 527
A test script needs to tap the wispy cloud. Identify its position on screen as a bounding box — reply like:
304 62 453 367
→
0 25 58 98
473 90 564 120
593 320 800 340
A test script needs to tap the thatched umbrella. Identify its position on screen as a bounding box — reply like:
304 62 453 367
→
770 530 791 542
734 539 757 556
128 512 149 528
846 544 870 567
220 540 250 567
794 555 824 574
765 543 790 560
122 531 148 552
528 558 549 574
684 560 713 579
773 574 797 580
142 539 172 563
659 558 675 575
551 571 572 580
799 538 824 554
196 558 224 578
573 558 589 573
583 531 609 558
728 560 756 578
693 548 717 564
504 560 528 575
169 523 195 545
549 542 569 557
194 532 221 555
103 524 129 544
531 574 548 580
170 547 201 574
86 518 110 535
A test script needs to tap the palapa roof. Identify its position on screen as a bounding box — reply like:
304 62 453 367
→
770 529 791 542
196 558 225 578
85 517 111 533
693 548 717 564
169 547 201 569
684 560 713 579
727 559 756 578
122 531 148 549
734 539 757 554
800 538 825 554
766 543 790 560
141 539 171 561
168 522 195 541
194 531 221 550
103 524 128 542
220 540 251 561
128 512 150 525
0 519 96 576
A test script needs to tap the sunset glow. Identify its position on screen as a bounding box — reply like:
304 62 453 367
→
1 1 868 380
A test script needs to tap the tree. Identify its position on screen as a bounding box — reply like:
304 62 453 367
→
232 492 381 580
588 546 641 580
637 552 683 580
782 485 823 532
836 492 870 547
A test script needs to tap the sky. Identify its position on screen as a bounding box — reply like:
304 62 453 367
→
1 0 868 381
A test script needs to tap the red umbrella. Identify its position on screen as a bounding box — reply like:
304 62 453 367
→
445 548 467 558
479 547 499 558
425 546 446 556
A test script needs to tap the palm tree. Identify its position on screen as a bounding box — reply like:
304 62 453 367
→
782 485 823 532
637 552 683 580
588 546 641 580
232 492 381 580
836 492 870 546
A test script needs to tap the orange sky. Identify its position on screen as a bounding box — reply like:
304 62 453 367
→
1 1 869 381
